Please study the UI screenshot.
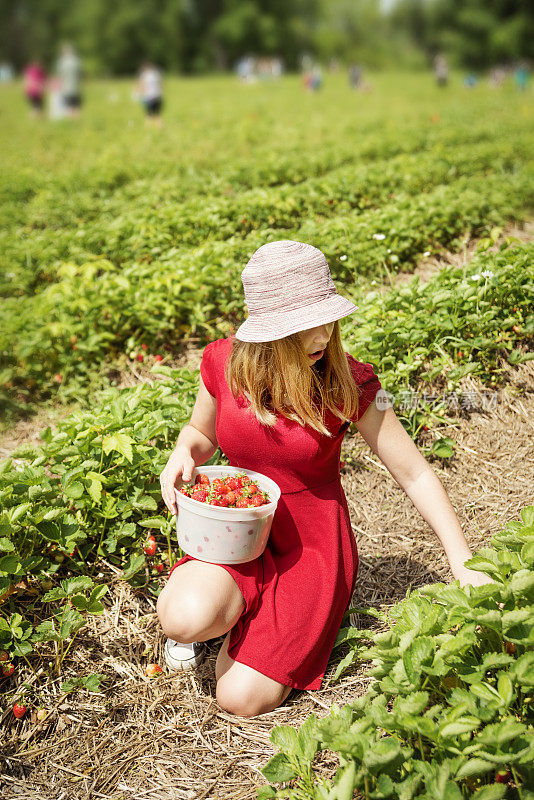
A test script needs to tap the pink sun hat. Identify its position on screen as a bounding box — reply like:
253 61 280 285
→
234 240 359 343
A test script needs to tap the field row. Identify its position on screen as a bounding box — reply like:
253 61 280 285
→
2 168 533 421
3 135 531 296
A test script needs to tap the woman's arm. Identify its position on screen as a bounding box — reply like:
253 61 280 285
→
354 403 492 587
160 376 218 513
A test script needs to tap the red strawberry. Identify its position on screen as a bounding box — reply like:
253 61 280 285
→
224 477 239 490
225 491 237 506
495 770 511 784
154 563 164 574
250 495 265 507
512 325 520 334
212 478 225 492
247 484 258 495
209 498 223 506
236 498 250 508
143 537 157 557
13 703 26 719
2 663 15 677
191 489 208 503
179 487 191 496
141 343 148 351
217 496 230 507
154 354 163 362
136 353 144 363
235 478 246 489
195 474 210 486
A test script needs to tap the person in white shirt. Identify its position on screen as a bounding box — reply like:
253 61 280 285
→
137 61 163 128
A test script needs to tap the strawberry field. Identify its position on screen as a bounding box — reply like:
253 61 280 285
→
0 72 533 799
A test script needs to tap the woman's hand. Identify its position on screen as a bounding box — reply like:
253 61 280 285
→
451 560 495 588
159 446 196 515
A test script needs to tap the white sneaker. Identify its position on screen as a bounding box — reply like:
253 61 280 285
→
164 638 206 672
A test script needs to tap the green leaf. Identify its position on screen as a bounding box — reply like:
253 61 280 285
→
102 432 134 463
256 787 277 800
440 718 481 738
70 594 89 611
0 538 15 552
138 516 167 530
81 673 106 692
271 725 298 755
297 714 320 761
455 759 494 779
65 481 84 499
0 554 21 574
402 636 434 683
121 554 146 581
62 576 93 596
134 495 158 511
363 738 402 773
260 752 298 783
472 785 507 800
432 438 455 458
42 587 67 602
332 761 356 800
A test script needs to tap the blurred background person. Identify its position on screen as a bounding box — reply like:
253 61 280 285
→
463 72 478 89
349 62 362 90
514 61 529 92
48 76 67 120
23 60 47 118
137 61 164 128
433 53 448 87
56 43 82 118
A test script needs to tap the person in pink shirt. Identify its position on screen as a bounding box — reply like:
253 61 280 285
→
23 61 47 117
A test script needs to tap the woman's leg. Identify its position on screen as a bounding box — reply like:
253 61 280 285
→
157 560 245 643
215 634 292 717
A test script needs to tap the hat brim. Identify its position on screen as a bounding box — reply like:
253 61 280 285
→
234 293 359 343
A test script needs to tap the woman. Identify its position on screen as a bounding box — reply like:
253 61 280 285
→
157 240 490 717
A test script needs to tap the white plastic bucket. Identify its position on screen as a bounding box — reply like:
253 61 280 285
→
174 465 281 565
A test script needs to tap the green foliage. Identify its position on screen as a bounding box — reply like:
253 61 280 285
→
259 506 534 799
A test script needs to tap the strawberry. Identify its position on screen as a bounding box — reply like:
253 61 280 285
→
224 477 239 490
191 488 208 503
195 474 211 486
209 498 223 506
53 373 63 384
2 663 15 677
217 496 230 507
0 651 8 662
250 495 266 507
154 354 164 362
143 537 157 557
505 640 516 655
247 484 258 495
513 325 520 334
145 663 162 678
13 703 26 719
225 491 237 506
235 477 246 489
141 343 148 351
236 498 250 508
495 770 511 784
136 353 144 362
179 487 191 496
154 563 164 574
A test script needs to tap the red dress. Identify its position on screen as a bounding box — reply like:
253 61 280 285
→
169 337 382 690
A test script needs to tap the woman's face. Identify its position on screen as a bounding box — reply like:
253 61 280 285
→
299 322 335 364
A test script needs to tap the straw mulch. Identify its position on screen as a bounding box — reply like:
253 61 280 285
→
1 357 533 800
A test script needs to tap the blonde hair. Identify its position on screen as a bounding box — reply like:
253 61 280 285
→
226 322 361 436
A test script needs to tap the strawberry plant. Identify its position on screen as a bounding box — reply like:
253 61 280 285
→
259 505 534 799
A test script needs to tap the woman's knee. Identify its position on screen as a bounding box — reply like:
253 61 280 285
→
157 587 215 643
216 675 291 718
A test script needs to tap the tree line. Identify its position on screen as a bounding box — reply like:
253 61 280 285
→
1 0 532 74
